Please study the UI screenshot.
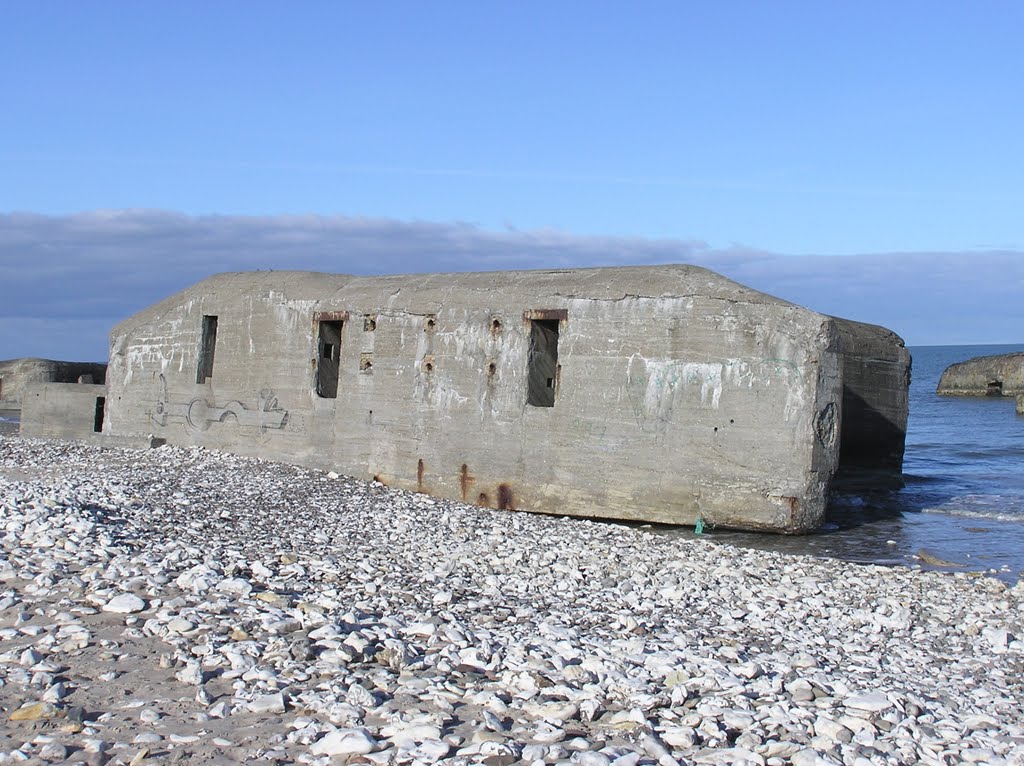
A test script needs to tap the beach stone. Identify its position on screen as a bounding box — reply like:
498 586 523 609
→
345 683 377 708
609 755 642 766
983 627 1011 651
217 577 253 597
42 682 67 701
386 723 443 745
660 726 697 749
525 700 579 723
786 679 816 702
166 617 195 634
409 740 451 761
139 709 161 723
575 752 612 766
723 711 756 731
791 750 840 766
814 715 853 744
255 591 288 607
735 661 764 679
844 692 893 713
311 728 377 756
248 692 286 714
962 747 997 762
102 593 146 614
9 701 59 721
83 739 109 753
762 741 804 759
38 742 68 761
175 662 205 685
691 746 762 764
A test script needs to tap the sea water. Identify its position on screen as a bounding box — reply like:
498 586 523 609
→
702 344 1024 581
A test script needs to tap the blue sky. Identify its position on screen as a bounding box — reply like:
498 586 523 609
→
2 2 1023 361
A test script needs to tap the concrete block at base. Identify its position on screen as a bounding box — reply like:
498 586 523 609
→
20 383 108 439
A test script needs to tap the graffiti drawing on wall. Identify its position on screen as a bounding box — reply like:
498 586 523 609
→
152 374 287 432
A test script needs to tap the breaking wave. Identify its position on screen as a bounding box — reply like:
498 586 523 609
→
920 506 1024 523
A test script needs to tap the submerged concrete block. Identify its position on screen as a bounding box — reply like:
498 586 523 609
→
27 265 909 533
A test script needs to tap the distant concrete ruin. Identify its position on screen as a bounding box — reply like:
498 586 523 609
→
0 358 107 419
19 266 911 533
937 352 1024 398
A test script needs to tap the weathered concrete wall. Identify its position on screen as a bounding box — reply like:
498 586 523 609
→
0 358 108 410
20 383 107 439
104 266 859 532
937 352 1024 397
830 318 911 491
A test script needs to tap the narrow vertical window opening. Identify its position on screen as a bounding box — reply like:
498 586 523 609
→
93 396 106 433
527 318 560 407
196 315 218 384
316 320 344 398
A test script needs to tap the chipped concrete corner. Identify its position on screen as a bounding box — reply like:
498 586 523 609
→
24 265 911 533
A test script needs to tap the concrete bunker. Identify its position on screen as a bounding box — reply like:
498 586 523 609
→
22 266 910 533
937 352 1024 398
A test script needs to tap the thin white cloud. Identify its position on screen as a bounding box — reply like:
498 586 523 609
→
1 210 1022 362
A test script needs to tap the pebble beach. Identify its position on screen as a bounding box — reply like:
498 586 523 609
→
1 435 1022 766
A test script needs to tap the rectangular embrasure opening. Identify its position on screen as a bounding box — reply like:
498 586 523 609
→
316 320 344 398
93 396 106 433
196 315 218 384
527 318 560 407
